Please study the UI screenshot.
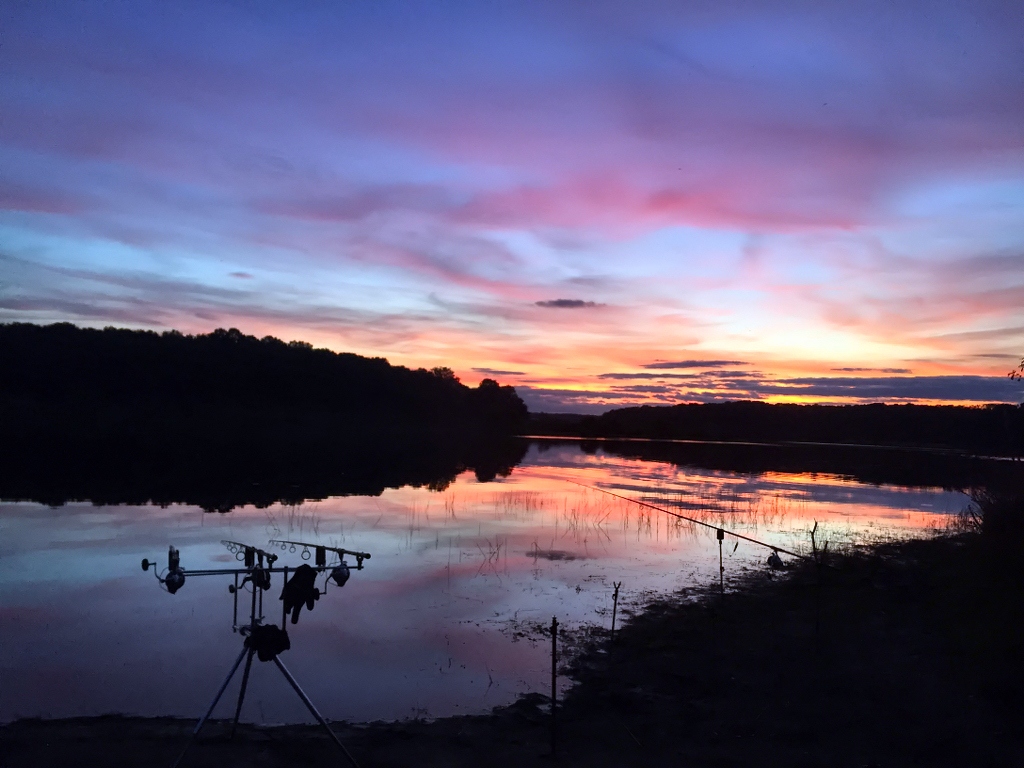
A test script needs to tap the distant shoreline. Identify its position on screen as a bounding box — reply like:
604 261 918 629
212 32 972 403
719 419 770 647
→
528 400 1024 458
521 432 1023 461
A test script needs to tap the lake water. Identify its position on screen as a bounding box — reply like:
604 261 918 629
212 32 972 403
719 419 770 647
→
0 438 981 724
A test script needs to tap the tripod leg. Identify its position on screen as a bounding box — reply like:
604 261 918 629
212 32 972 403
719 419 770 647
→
273 656 360 768
171 646 248 768
229 647 256 739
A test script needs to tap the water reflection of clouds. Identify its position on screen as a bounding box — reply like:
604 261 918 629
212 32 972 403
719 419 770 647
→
523 443 967 519
0 442 970 724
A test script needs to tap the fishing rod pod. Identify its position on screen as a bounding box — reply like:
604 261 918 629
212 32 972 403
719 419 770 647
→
141 538 372 768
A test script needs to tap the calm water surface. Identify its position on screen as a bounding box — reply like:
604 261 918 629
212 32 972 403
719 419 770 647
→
0 440 969 724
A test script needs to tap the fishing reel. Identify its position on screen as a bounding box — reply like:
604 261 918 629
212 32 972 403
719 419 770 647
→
142 545 187 594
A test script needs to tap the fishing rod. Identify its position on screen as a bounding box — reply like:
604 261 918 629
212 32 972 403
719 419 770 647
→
567 480 810 562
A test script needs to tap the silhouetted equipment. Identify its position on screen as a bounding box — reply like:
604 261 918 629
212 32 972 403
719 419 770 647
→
280 563 320 624
269 540 371 570
610 582 622 640
550 615 558 757
245 623 291 662
142 546 187 594
717 528 726 593
141 538 371 768
331 562 351 587
568 480 809 562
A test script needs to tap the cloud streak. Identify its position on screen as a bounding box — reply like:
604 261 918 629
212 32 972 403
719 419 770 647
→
642 360 749 370
472 367 525 377
535 299 601 309
832 367 912 374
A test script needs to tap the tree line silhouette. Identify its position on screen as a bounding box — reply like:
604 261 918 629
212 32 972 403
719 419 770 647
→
532 400 1023 457
0 323 528 509
543 438 1024 492
0 323 526 432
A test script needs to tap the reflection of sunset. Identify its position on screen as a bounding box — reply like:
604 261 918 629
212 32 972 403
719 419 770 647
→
0 441 970 725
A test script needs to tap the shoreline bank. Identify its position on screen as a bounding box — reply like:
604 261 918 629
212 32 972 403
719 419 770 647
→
3 528 1022 767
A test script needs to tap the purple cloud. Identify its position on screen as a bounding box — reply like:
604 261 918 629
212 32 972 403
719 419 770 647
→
535 299 601 309
832 367 912 374
598 372 702 380
472 367 525 376
643 360 749 370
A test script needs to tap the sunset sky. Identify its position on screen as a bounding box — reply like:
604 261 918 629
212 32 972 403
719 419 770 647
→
2 1 1023 412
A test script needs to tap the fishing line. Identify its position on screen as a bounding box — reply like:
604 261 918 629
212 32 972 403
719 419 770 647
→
567 480 810 561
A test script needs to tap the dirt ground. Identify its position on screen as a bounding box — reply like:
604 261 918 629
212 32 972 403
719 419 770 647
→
4 528 1023 767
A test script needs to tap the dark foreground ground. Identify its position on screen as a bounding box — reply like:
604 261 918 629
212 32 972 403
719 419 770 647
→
3 519 1023 768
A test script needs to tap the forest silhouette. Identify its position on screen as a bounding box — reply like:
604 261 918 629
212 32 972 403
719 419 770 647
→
541 438 1024 492
533 399 1023 457
0 323 528 509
